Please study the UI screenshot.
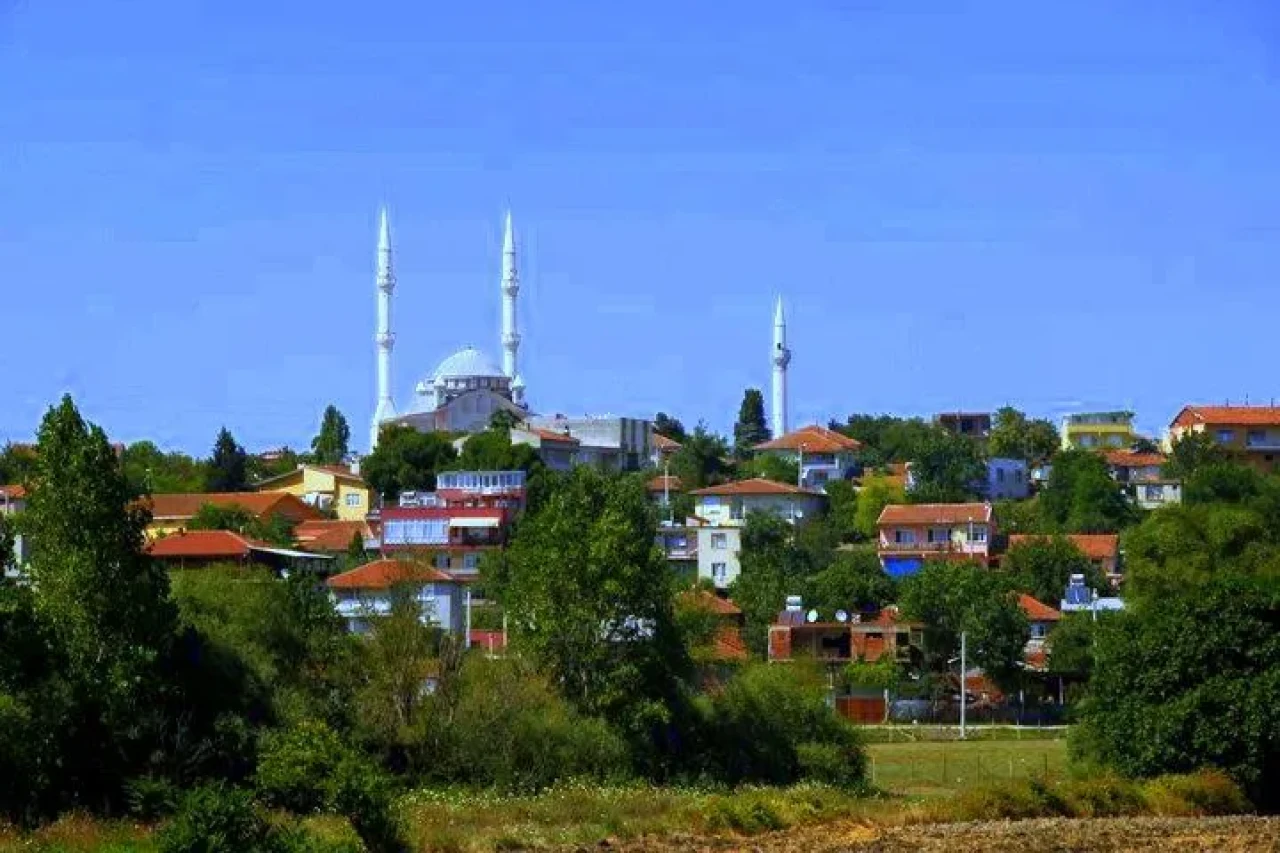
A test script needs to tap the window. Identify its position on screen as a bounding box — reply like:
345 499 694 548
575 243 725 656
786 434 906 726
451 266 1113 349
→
996 468 1005 483
462 553 480 571
1030 623 1046 639
711 562 728 585
927 527 950 543
1248 429 1268 446
970 526 988 542
710 532 727 549
434 552 450 570
730 498 745 520
1217 429 1236 444
894 529 916 544
345 492 361 507
1143 485 1165 503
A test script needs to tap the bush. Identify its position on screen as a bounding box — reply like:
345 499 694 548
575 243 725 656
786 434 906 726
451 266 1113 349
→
125 776 180 821
158 784 284 853
256 721 351 814
1141 769 1252 817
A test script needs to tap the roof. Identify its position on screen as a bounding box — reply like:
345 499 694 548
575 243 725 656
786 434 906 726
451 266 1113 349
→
652 433 682 452
754 424 862 453
147 529 264 559
0 484 26 500
1018 594 1062 622
255 464 367 488
877 502 993 526
1103 451 1166 468
431 347 506 381
326 558 455 590
521 426 580 446
294 519 372 552
469 629 508 651
709 625 749 661
145 492 321 522
647 474 684 493
678 589 742 616
691 477 823 497
1008 533 1119 560
1172 405 1280 429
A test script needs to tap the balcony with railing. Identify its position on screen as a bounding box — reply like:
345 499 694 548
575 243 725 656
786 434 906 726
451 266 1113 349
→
878 539 989 556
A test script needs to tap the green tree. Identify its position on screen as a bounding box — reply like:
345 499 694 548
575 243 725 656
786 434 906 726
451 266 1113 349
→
988 406 1060 462
354 584 442 755
831 415 941 468
730 512 812 655
1122 503 1280 598
853 474 906 540
449 426 542 473
822 479 860 542
488 409 522 432
1039 450 1135 533
804 548 894 616
1164 430 1231 480
667 423 731 489
737 453 799 485
246 447 301 483
906 431 985 503
652 413 687 443
732 388 771 458
361 425 458 501
1002 536 1106 606
205 427 249 492
1045 612 1102 679
994 497 1049 535
186 503 296 547
1072 574 1280 808
121 441 206 494
0 442 37 486
898 561 1029 690
311 405 352 465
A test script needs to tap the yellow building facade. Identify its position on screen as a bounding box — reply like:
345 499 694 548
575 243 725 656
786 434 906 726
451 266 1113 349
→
1060 412 1137 451
255 465 373 521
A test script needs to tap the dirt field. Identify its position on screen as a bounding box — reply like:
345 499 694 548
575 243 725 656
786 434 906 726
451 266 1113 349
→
608 816 1280 852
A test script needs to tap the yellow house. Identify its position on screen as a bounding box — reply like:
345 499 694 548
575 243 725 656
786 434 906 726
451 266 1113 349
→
255 464 373 521
1060 412 1136 451
1168 405 1280 474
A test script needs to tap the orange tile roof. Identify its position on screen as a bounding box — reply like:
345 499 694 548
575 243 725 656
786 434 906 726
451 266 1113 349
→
652 433 682 452
1008 533 1119 561
522 426 580 446
294 519 371 552
145 492 322 522
147 529 265 559
646 474 684 493
754 424 862 453
691 477 822 497
0 484 26 500
1104 451 1166 468
1018 593 1062 622
1172 405 1280 429
678 589 743 616
710 625 749 661
326 558 455 590
255 464 367 488
877 502 992 526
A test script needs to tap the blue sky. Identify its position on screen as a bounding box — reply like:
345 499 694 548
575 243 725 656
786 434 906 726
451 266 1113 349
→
3 1 1279 454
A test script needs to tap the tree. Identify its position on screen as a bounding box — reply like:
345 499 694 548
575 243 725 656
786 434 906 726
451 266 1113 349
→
730 512 812 655
488 409 521 432
822 479 860 543
853 475 906 541
121 441 205 494
906 431 985 504
667 423 731 489
310 405 351 466
1130 436 1161 454
1164 430 1231 481
0 443 37 487
1002 536 1107 607
246 446 301 483
354 584 441 753
652 413 687 443
205 427 249 492
1039 450 1135 533
1045 612 1102 679
898 561 1029 690
737 453 798 485
988 407 1059 462
732 388 771 458
804 548 895 617
186 502 296 547
449 427 542 474
831 415 941 468
1072 574 1280 808
361 425 458 501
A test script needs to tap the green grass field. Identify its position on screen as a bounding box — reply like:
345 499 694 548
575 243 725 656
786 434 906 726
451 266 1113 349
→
866 738 1069 796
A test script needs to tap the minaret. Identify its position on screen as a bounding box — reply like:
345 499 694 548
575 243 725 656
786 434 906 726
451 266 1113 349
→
500 210 520 381
370 207 396 451
771 296 791 437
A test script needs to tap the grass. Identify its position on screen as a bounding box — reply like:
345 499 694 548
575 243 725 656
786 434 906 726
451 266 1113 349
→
866 737 1069 796
857 724 1068 743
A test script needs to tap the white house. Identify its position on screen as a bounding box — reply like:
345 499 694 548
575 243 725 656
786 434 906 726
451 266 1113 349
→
0 485 27 577
752 424 862 491
326 558 469 638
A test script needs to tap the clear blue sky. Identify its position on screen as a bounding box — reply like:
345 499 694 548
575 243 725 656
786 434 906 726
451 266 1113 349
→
3 1 1279 454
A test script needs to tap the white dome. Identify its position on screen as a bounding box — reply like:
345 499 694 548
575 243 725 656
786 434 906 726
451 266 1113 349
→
431 346 505 381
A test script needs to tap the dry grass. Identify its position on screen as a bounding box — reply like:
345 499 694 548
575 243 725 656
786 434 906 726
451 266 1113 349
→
0 812 153 852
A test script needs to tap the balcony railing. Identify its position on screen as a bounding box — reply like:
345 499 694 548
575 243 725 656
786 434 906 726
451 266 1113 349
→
878 540 987 554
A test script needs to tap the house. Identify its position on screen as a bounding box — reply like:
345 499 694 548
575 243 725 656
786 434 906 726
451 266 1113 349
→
144 492 323 539
326 558 468 636
1104 450 1181 509
1060 412 1136 451
254 463 373 521
677 590 748 664
377 470 524 579
1060 573 1125 615
650 432 682 467
768 603 922 664
655 521 699 584
1007 533 1121 584
1168 405 1280 474
752 424 862 490
509 425 581 472
1018 593 1061 645
646 474 684 510
1 484 28 574
294 519 379 554
904 459 1028 501
935 412 992 439
876 502 994 577
524 415 652 471
147 529 333 572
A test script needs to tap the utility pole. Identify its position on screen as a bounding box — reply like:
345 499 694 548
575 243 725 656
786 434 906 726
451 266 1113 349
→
664 459 673 524
959 630 968 740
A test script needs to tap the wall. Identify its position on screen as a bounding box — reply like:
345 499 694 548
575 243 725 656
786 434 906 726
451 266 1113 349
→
696 525 741 588
986 458 1029 500
332 582 466 634
694 493 824 526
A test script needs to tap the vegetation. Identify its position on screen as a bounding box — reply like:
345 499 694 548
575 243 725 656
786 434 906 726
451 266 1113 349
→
905 430 986 504
121 441 206 494
668 423 731 489
361 424 457 500
185 503 297 547
652 412 687 443
732 388 771 458
310 405 351 466
988 406 1059 463
0 443 37 487
1038 450 1135 533
205 427 250 492
1002 535 1106 607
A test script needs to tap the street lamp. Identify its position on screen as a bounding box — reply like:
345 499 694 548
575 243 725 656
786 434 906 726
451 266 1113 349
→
948 631 969 740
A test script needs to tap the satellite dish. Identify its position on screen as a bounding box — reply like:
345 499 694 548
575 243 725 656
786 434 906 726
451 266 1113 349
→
806 609 819 623
835 610 849 623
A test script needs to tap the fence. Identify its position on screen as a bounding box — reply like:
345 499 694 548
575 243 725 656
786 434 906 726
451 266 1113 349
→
866 740 1065 792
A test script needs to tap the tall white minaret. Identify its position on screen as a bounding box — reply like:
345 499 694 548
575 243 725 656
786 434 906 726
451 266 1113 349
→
500 210 520 381
370 207 396 451
771 296 791 437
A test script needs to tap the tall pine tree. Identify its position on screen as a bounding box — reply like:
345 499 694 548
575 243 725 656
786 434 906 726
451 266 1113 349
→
206 427 249 492
732 388 771 459
310 405 351 465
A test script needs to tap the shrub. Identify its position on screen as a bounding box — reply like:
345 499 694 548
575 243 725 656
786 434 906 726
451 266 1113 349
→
158 784 283 853
256 720 352 814
125 776 180 821
1058 773 1144 817
1141 769 1252 816
327 757 405 853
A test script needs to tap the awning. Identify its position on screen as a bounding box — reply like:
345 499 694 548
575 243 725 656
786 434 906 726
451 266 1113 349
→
449 517 501 529
247 545 335 560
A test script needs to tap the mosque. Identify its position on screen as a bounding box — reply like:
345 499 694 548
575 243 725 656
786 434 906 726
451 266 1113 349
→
369 209 529 449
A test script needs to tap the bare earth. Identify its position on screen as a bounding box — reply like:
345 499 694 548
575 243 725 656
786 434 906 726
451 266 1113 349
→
606 816 1280 852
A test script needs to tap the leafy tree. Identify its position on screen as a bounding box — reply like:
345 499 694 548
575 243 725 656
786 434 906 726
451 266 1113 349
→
310 405 351 466
667 423 731 489
730 512 812 655
121 441 206 494
822 479 860 542
994 497 1049 535
1072 574 1280 808
898 561 1029 690
804 548 895 616
449 426 542 474
491 467 691 775
206 427 249 492
906 431 985 504
186 503 296 547
830 415 941 468
737 453 798 485
1039 450 1135 533
988 406 1059 462
1002 536 1107 607
346 531 366 562
853 474 906 540
1183 461 1265 506
488 409 521 432
0 442 37 486
361 424 458 501
1164 430 1231 480
732 388 771 458
1045 612 1102 679
1130 436 1162 454
652 413 687 443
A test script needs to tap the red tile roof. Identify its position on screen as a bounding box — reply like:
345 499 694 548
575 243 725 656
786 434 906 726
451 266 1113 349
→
146 492 322 522
469 629 508 651
877 502 992 526
754 424 862 454
1104 451 1166 468
522 426 580 446
1172 405 1280 429
691 477 822 497
294 519 372 552
326 558 455 590
1008 533 1119 561
646 474 684 493
652 433 682 452
710 625 749 661
1018 593 1062 622
147 529 265 559
678 589 743 616
0 484 26 500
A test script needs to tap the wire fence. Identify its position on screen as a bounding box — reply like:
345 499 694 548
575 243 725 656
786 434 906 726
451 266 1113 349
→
867 741 1065 792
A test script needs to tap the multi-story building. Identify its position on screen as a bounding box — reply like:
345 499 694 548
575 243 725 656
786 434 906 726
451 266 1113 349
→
326 558 468 636
377 470 524 580
524 415 652 471
876 502 994 577
1103 450 1181 510
509 425 581 471
752 424 862 491
934 412 992 439
1167 405 1280 474
255 463 373 521
768 602 923 666
655 521 699 584
1060 412 1136 451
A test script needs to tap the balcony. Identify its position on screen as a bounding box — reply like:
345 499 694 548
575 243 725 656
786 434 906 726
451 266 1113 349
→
878 540 988 555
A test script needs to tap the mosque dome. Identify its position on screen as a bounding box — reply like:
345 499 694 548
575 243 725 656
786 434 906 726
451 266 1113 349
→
431 346 505 382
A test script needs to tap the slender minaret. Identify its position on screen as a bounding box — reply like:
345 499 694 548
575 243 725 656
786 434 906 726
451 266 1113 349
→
500 210 520 380
370 207 396 451
771 296 791 437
